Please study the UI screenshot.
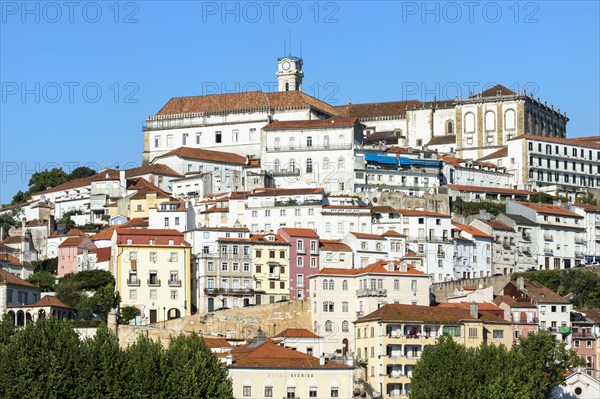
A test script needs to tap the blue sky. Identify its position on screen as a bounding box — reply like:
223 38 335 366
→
1 0 599 204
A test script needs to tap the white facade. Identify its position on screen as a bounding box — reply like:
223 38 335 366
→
309 262 430 355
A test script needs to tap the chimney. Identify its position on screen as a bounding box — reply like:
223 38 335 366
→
119 170 126 190
345 355 354 366
319 354 325 366
469 302 478 319
226 353 233 366
517 277 525 291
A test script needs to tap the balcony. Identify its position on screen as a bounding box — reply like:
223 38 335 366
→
575 251 584 258
575 236 585 244
268 273 280 280
511 317 539 324
168 279 182 287
559 326 571 335
127 278 141 287
357 288 387 298
544 247 553 255
522 234 532 242
266 143 353 152
147 278 161 287
502 242 512 250
544 233 553 241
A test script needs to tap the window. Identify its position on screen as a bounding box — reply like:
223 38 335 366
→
342 302 348 312
129 289 137 300
309 388 317 397
174 217 180 226
154 135 161 148
170 290 177 300
196 132 202 144
170 252 178 262
468 327 478 338
221 262 228 271
215 131 222 143
182 133 188 145
338 157 345 168
342 280 348 290
306 136 312 147
394 279 400 290
342 321 349 332
323 301 334 312
493 330 504 339
150 290 157 300
264 386 273 397
207 262 214 271
242 386 251 397
325 320 332 332
325 223 331 233
443 326 461 337
297 257 303 267
166 134 173 147
232 129 239 142
150 252 157 262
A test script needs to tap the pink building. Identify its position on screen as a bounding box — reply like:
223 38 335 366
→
278 228 320 301
494 294 539 344
57 235 96 277
571 310 600 378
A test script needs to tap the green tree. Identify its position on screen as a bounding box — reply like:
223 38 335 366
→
0 212 19 231
27 168 69 194
26 270 56 291
410 332 583 399
118 306 140 325
55 279 86 310
61 269 115 291
10 190 29 205
76 325 125 398
162 334 233 398
69 166 96 180
122 334 166 398
31 257 58 273
0 318 82 399
0 316 15 345
81 284 119 322
527 192 556 204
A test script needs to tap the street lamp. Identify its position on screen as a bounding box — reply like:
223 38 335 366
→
163 306 166 328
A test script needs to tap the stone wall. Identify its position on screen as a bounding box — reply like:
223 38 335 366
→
431 274 511 303
376 192 450 214
111 300 312 347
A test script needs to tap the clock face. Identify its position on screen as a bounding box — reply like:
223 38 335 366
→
282 61 291 71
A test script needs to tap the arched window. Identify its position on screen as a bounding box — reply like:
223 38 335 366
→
485 111 496 131
338 157 345 168
323 301 334 312
464 112 475 133
307 136 312 147
505 109 516 130
285 82 289 91
306 158 313 173
323 279 329 290
325 320 333 332
328 279 334 290
447 120 453 134
342 280 348 290
342 321 349 332
274 159 280 173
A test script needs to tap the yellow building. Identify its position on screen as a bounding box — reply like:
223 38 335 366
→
250 233 290 304
112 228 191 324
107 178 172 220
355 303 513 398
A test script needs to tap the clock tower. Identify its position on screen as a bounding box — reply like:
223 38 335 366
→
276 56 304 92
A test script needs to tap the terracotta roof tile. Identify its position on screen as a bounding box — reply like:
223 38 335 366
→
453 223 493 239
482 220 514 231
278 228 319 238
126 164 182 178
350 232 385 240
573 202 600 212
472 84 515 98
508 134 600 149
202 337 233 348
31 295 72 308
156 146 247 165
515 202 583 218
0 268 36 287
0 254 21 265
478 146 508 161
336 100 422 119
427 135 456 146
319 240 352 252
357 303 510 324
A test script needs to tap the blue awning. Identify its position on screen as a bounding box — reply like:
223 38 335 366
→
364 153 379 162
377 155 398 165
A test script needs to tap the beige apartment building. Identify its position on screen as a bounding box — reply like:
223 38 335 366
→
355 303 513 398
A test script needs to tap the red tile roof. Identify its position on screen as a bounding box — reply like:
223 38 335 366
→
336 100 422 119
249 234 288 244
263 117 358 130
58 236 88 248
156 90 337 117
515 202 583 218
278 228 319 238
427 135 456 146
573 202 600 212
120 218 149 228
1 236 22 245
273 328 322 339
438 302 503 312
126 164 182 178
202 337 233 348
249 187 324 197
473 84 515 98
452 223 493 239
156 146 247 165
317 261 424 276
478 146 508 161
0 268 36 287
66 228 86 237
36 176 94 194
92 247 111 263
228 339 350 369
31 295 72 309
483 220 514 231
349 232 385 240
0 253 20 265
91 227 117 241
319 240 352 252
357 303 510 324
383 230 404 237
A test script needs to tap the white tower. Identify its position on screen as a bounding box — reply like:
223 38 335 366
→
276 56 304 92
